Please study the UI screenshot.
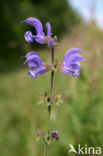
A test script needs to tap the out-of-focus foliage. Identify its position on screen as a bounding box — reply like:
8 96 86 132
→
0 0 80 65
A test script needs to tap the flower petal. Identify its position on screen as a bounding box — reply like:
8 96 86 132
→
64 54 84 66
71 62 81 77
61 66 74 74
34 33 45 43
46 22 52 37
37 66 46 74
62 64 81 76
72 68 81 77
24 55 42 69
21 17 43 34
28 67 46 78
48 38 53 48
71 61 81 69
24 31 34 43
64 48 85 61
25 51 40 58
28 70 37 78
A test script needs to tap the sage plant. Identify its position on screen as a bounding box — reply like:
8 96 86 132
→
21 17 86 155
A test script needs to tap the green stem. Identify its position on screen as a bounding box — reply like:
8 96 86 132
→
48 105 51 119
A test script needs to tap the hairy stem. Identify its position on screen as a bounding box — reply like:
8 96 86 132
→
48 46 55 118
51 46 54 64
50 70 54 94
50 46 54 94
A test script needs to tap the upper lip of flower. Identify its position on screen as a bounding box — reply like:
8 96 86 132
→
23 52 42 69
21 17 44 34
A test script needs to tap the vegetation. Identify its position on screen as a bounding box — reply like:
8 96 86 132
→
0 24 103 156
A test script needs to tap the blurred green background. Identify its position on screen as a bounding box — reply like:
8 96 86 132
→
0 0 103 156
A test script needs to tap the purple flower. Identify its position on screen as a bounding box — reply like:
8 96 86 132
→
21 17 55 47
22 52 47 78
61 48 86 77
49 131 59 140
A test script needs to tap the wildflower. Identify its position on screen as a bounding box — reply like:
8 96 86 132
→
22 52 51 78
49 130 59 140
21 17 57 47
36 129 59 145
59 48 86 77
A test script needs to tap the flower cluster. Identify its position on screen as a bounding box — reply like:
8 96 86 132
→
21 17 86 78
